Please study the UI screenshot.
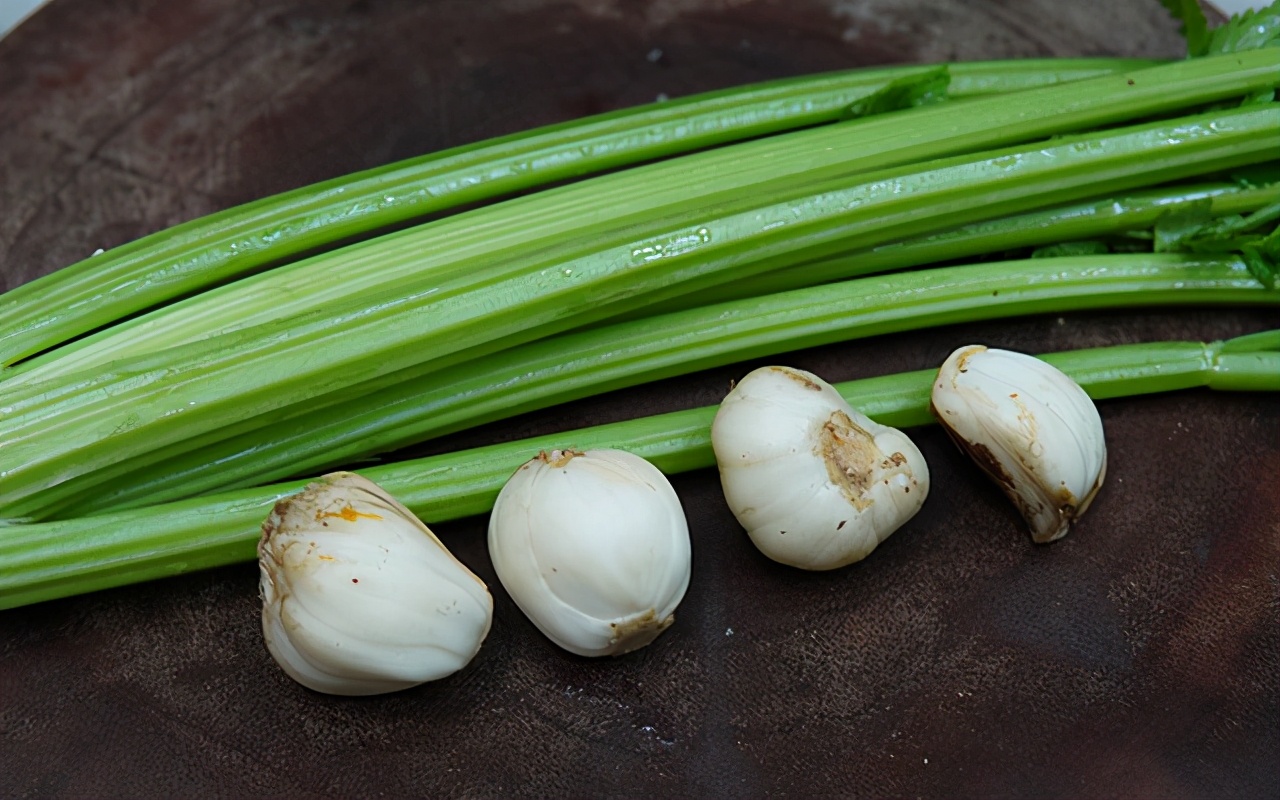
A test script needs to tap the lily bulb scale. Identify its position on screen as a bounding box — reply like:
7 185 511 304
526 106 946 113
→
931 345 1107 543
258 472 492 695
486 445 691 660
712 366 929 570
488 448 691 658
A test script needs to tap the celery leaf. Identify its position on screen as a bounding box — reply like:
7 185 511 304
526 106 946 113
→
1154 199 1214 252
1204 0 1280 55
843 67 950 119
1241 231 1279 289
1157 198 1280 288
1158 0 1211 56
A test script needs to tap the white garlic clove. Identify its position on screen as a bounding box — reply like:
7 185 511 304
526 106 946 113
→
258 471 493 696
930 345 1107 543
711 366 929 570
487 448 691 657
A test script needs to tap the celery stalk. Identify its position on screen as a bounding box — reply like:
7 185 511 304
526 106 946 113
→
72 254 1275 515
1 331 1274 611
945 59 1164 93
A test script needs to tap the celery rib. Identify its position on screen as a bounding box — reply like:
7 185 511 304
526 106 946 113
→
0 332 1274 611
71 254 1276 515
7 52 1274 386
3 102 1278 520
945 59 1164 93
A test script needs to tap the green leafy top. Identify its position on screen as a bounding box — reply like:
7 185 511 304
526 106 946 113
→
1156 198 1280 288
1159 0 1211 55
1204 1 1280 54
1161 0 1280 57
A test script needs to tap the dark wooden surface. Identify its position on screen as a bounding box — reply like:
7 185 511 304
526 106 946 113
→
1 1 1276 797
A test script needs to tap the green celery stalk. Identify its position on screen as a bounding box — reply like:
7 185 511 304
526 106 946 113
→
0 58 1158 368
944 59 1163 93
6 52 1274 385
72 254 1275 515
687 180 1280 307
1 331 1274 610
3 103 1278 521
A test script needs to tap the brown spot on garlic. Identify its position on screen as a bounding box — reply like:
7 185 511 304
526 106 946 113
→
882 452 907 468
317 505 384 523
817 409 882 511
1054 484 1079 510
771 365 823 391
960 440 1065 539
940 425 1017 493
537 449 583 469
606 608 673 656
952 344 985 375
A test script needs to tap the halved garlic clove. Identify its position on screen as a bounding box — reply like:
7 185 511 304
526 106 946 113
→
930 345 1107 543
711 366 929 570
258 471 493 695
488 448 691 658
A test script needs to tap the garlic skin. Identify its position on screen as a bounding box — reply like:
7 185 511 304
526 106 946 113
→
930 345 1107 543
258 472 492 696
488 449 691 657
711 366 929 570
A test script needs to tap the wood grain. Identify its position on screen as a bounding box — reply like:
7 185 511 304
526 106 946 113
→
1 2 1274 797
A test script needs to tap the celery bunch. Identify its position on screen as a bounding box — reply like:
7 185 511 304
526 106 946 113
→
0 3 1277 607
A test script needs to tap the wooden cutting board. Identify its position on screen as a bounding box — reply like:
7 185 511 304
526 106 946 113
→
1 1 1274 797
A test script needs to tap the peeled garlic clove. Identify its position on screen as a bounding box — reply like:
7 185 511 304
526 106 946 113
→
711 366 929 570
258 471 492 696
488 448 691 657
930 345 1107 543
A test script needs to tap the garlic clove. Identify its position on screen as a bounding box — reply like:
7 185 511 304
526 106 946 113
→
258 471 492 695
487 448 691 657
930 345 1107 543
711 366 929 570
